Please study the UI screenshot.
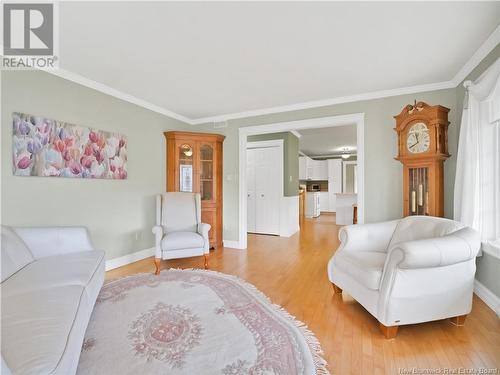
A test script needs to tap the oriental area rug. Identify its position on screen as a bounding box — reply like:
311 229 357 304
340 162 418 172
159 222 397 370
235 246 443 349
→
77 269 329 375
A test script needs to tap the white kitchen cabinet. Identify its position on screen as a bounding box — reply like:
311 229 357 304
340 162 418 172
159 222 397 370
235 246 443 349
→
327 159 342 212
299 156 307 180
300 156 329 180
319 160 328 180
319 191 329 212
305 157 313 179
312 160 328 180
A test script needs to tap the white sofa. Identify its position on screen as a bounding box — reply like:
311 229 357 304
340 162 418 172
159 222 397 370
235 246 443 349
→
1 226 105 375
328 216 481 338
152 192 211 274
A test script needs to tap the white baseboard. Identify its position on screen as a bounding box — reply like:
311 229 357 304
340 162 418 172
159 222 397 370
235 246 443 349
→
105 247 155 271
474 279 500 318
223 240 246 250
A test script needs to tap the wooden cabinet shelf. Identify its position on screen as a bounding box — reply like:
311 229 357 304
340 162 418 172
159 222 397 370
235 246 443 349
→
164 131 225 249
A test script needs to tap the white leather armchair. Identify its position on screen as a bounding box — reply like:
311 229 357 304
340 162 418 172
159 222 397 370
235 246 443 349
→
327 216 481 338
152 192 211 274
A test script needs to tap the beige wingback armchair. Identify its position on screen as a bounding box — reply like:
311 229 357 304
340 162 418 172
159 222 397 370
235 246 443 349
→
152 192 211 274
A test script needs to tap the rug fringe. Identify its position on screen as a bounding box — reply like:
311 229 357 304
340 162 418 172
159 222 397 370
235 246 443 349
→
108 268 331 375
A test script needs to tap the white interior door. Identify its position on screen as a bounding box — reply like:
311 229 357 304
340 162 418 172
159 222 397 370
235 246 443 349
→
246 149 256 232
247 146 281 235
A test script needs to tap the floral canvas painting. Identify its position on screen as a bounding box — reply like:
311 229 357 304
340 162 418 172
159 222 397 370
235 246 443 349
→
12 112 128 179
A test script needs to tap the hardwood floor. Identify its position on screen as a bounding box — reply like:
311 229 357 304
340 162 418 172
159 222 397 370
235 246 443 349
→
106 214 500 374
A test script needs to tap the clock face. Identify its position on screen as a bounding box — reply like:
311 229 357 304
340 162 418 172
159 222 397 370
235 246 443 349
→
406 122 430 154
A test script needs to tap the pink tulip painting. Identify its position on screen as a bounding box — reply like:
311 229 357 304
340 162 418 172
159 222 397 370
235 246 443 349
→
12 112 128 179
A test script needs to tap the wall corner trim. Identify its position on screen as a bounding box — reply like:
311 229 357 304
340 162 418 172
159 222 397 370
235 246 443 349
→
223 240 246 250
105 247 155 271
451 24 500 86
43 68 191 124
474 279 500 318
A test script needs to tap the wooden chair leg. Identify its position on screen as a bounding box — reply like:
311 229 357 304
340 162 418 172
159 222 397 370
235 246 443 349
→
450 314 467 326
154 257 161 275
379 323 398 339
331 283 342 294
204 254 209 270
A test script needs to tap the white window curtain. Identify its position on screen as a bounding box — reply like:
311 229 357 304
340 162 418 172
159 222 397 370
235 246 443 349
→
454 57 500 250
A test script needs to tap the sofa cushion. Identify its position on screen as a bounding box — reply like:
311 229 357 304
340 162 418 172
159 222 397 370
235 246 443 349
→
389 216 463 249
161 231 204 251
1 250 105 375
334 251 386 290
1 250 105 298
13 227 95 259
1 226 34 282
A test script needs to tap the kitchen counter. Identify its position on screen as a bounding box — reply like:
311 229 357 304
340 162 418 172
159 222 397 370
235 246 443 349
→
335 193 357 225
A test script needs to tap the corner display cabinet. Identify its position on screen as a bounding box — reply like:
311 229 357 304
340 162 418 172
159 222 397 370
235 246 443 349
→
164 131 225 249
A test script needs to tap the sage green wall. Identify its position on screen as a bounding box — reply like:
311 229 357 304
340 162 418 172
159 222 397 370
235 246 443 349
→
196 88 457 241
476 253 500 297
1 70 189 260
247 132 299 196
455 45 500 298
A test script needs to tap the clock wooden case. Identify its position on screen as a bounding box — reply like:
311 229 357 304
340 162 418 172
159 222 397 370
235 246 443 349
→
394 101 450 217
164 131 225 249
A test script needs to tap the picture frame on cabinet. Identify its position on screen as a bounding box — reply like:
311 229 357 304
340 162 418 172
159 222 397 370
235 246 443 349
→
180 165 193 192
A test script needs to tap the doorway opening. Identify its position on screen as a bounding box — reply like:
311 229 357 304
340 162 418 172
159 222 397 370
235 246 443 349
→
238 113 365 249
299 125 358 226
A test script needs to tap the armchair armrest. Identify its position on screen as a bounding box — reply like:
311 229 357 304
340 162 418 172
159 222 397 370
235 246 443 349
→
197 223 211 253
338 220 399 253
13 226 95 259
387 227 481 269
152 225 164 258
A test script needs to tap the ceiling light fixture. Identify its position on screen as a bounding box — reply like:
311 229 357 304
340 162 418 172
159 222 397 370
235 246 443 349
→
341 148 350 159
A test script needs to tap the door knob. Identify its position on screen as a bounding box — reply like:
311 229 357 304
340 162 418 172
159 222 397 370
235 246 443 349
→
261 194 264 197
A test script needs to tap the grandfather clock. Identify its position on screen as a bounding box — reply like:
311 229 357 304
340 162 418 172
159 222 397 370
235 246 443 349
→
394 101 450 217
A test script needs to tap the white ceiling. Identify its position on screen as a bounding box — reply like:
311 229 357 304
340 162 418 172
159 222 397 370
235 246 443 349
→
298 125 357 157
58 2 500 122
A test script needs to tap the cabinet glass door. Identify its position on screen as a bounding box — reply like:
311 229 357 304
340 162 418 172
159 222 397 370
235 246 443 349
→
179 143 194 192
199 144 214 201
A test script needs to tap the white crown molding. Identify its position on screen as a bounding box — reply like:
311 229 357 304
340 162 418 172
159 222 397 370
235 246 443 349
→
189 24 499 125
8 22 496 125
190 80 455 125
451 23 500 86
42 68 192 124
290 130 301 138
